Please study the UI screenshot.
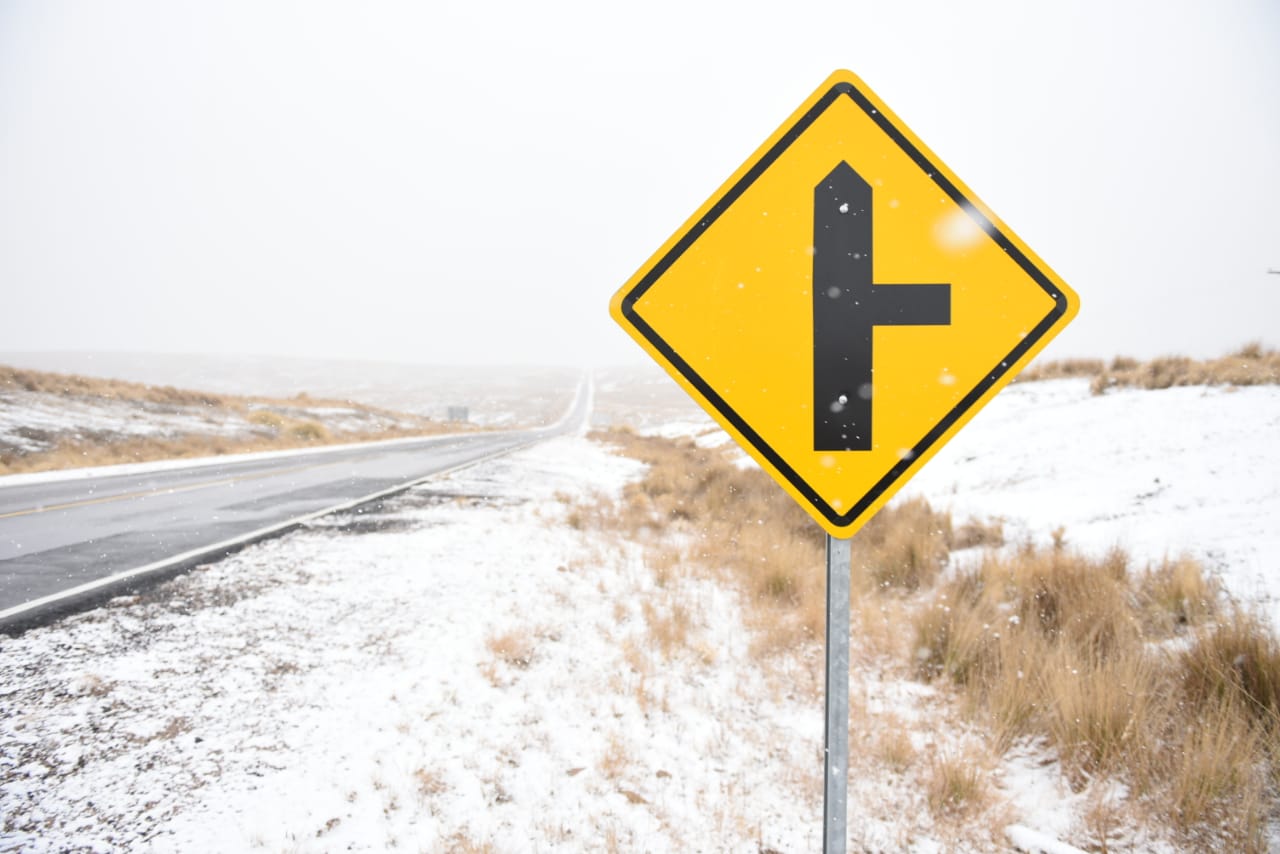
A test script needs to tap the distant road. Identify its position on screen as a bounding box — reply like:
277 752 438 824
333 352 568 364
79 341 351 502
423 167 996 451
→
0 378 590 631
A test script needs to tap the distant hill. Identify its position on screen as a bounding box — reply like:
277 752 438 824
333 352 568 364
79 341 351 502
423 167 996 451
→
0 351 579 426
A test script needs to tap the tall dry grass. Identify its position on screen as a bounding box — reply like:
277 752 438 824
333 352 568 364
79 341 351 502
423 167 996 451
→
1017 343 1280 393
587 428 1280 849
1015 358 1107 382
588 429 960 655
915 544 1280 849
587 429 826 651
1091 343 1280 393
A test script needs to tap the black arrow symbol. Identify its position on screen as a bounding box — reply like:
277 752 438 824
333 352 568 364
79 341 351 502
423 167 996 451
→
812 161 951 452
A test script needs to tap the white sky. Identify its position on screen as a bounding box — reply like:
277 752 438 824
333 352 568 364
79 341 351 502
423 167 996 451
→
1 0 1277 367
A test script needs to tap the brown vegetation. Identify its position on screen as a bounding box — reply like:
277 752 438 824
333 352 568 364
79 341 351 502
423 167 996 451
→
925 748 993 819
584 429 824 652
584 428 1280 849
1017 343 1280 393
485 629 535 669
1090 343 1280 393
0 363 469 475
0 364 230 407
914 544 1278 849
1014 357 1106 382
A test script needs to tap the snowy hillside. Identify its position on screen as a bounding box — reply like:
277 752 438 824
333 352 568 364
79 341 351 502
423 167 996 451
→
0 386 427 457
0 363 472 476
0 352 580 428
898 378 1280 625
1 377 1277 851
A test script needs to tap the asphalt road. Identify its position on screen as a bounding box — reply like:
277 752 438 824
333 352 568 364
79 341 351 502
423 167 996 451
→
0 379 590 630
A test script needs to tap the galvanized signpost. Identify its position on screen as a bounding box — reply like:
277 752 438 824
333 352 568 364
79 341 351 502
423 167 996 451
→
823 535 852 849
610 69 1078 851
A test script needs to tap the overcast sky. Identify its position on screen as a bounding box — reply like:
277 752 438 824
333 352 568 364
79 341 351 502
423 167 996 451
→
2 1 1277 367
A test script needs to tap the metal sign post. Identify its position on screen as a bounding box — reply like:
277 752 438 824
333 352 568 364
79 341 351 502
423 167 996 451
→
823 535 852 853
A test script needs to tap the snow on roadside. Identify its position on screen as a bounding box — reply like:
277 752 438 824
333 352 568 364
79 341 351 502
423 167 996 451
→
7 392 1248 851
2 437 832 851
897 379 1280 624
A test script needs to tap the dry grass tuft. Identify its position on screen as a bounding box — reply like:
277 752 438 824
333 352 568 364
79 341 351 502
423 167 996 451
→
1141 555 1218 632
445 833 497 854
872 721 917 773
641 599 693 659
925 749 991 819
414 767 447 799
288 420 330 442
486 629 535 669
1039 647 1158 777
1164 696 1266 840
1181 609 1280 723
599 733 630 780
852 497 953 592
952 517 1004 551
915 546 1141 697
248 409 287 430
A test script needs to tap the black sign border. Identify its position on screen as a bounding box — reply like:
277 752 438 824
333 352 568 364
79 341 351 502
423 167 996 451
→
619 80 1072 529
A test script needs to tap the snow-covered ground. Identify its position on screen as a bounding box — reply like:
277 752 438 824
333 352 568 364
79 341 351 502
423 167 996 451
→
897 378 1280 625
0 391 254 454
1 438 835 852
0 435 1074 852
1 378 1277 851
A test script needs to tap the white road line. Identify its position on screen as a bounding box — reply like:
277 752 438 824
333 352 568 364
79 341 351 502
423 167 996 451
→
0 374 591 628
0 436 542 626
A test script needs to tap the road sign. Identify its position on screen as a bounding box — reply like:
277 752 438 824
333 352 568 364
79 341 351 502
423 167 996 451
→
610 70 1079 538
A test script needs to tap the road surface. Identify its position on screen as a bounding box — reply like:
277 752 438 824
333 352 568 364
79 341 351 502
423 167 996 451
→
0 378 590 631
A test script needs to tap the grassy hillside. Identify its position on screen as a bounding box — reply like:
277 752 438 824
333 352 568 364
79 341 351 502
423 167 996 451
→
0 364 473 476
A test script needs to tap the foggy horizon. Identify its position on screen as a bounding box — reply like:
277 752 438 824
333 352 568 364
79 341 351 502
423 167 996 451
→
3 1 1278 369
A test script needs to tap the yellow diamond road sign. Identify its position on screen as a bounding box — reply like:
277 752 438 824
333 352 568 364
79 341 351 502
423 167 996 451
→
610 70 1079 539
